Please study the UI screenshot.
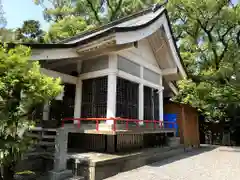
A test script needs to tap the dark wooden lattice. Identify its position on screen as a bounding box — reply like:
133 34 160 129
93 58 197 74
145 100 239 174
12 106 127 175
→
81 76 107 118
153 89 160 120
49 83 76 122
144 86 159 120
116 77 139 120
144 86 152 120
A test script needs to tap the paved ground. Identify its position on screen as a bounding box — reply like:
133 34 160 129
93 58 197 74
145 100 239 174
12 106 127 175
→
104 146 240 180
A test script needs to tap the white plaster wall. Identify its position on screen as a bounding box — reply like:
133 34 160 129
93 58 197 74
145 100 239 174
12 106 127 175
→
131 39 159 68
118 39 161 75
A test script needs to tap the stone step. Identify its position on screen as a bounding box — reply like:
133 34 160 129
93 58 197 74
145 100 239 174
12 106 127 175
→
38 141 55 146
26 139 54 155
24 151 54 158
167 137 180 147
42 134 56 139
66 176 84 180
31 127 57 132
26 132 41 138
49 170 73 180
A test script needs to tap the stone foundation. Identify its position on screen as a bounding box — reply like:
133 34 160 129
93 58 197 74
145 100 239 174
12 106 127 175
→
49 170 73 180
167 137 180 147
67 146 184 180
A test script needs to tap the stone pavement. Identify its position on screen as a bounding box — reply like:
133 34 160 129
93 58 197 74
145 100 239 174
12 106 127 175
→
104 145 240 180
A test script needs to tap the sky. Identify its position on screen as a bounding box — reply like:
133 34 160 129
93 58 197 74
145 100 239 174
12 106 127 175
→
3 0 50 30
2 0 239 31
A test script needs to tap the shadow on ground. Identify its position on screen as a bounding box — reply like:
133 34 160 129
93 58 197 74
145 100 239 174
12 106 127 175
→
148 145 217 167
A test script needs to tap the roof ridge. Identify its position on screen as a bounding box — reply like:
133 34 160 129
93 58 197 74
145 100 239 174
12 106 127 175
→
58 4 165 44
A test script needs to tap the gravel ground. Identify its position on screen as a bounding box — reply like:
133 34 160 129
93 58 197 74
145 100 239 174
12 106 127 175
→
104 146 240 180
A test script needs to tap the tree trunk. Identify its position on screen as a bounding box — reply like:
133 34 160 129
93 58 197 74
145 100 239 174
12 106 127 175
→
3 163 15 180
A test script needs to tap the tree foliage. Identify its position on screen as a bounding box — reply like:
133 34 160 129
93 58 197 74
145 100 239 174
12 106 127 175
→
167 0 240 121
0 0 7 28
0 28 15 42
15 20 45 43
35 0 156 23
74 0 156 24
45 16 91 42
0 45 62 179
34 0 76 22
35 0 160 42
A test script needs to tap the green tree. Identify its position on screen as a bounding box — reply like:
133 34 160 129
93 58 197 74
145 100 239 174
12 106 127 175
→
167 0 240 122
35 0 160 42
45 16 91 42
15 20 45 43
0 44 62 180
74 0 156 24
34 0 76 22
35 0 158 23
0 0 7 28
0 28 15 42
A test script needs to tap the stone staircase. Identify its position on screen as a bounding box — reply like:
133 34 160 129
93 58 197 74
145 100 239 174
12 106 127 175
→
24 127 85 180
15 127 58 174
26 127 57 158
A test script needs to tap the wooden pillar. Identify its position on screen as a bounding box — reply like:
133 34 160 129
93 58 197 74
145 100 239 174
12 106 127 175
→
196 114 200 147
139 66 144 125
74 61 82 124
159 75 164 123
43 103 50 121
74 78 82 124
106 54 117 124
106 135 117 153
181 105 187 149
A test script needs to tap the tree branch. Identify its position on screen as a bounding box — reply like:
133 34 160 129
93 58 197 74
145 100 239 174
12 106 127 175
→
174 31 183 42
198 2 226 32
106 0 114 15
219 40 229 62
197 19 219 69
86 0 102 24
237 29 240 46
217 26 234 62
110 0 123 21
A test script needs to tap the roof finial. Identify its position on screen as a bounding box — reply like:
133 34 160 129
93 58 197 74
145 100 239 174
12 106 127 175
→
152 0 168 12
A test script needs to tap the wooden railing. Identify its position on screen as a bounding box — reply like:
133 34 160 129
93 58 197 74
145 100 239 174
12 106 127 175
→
62 117 176 132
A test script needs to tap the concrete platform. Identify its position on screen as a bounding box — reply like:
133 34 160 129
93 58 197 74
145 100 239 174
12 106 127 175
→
67 145 185 180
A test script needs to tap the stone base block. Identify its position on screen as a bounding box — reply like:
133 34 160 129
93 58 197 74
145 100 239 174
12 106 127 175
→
68 176 85 180
168 137 180 147
49 170 72 180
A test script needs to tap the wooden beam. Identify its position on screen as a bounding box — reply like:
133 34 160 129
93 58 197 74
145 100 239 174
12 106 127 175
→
44 58 81 69
77 43 136 60
40 68 77 84
31 48 79 61
168 82 178 95
162 68 178 76
76 36 115 52
162 15 187 78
